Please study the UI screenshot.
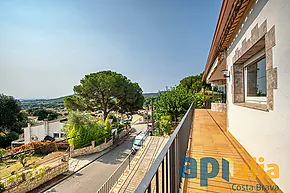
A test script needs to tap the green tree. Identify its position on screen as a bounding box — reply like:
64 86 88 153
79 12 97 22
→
0 94 28 148
64 96 87 111
143 96 158 110
64 71 144 120
179 72 211 94
32 108 60 121
155 86 193 124
0 132 19 148
157 115 172 136
0 94 26 134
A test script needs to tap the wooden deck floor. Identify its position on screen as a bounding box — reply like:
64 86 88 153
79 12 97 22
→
185 109 280 193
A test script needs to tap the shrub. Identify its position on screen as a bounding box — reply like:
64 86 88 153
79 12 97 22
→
6 175 16 186
32 166 50 178
112 122 125 130
192 94 207 109
0 148 7 162
10 141 43 154
0 181 4 192
15 152 32 167
10 140 66 155
107 113 115 119
159 115 172 135
65 111 112 149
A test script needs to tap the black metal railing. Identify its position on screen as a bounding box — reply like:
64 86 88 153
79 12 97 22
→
135 103 194 193
96 153 133 193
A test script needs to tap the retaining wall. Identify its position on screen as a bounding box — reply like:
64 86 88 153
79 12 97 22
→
3 159 68 193
70 139 113 158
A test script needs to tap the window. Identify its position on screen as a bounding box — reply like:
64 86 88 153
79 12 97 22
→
243 52 267 104
53 133 60 138
134 139 142 146
60 133 65 138
212 85 227 103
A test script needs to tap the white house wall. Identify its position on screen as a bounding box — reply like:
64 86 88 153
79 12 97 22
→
48 121 65 136
24 121 65 142
226 0 290 191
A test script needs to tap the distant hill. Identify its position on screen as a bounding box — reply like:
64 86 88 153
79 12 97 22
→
20 96 66 103
20 96 67 109
20 93 161 109
143 93 158 98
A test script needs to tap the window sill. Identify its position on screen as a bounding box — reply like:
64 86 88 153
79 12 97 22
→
234 102 268 112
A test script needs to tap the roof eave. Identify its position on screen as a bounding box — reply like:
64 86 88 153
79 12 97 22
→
203 0 254 82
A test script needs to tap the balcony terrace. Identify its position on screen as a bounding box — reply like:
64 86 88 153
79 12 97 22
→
135 105 281 193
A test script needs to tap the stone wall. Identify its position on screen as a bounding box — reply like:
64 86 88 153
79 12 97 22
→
70 139 113 158
211 103 227 112
3 160 68 193
232 19 277 110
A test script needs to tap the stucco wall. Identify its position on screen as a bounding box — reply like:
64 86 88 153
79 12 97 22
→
24 121 65 143
226 0 290 192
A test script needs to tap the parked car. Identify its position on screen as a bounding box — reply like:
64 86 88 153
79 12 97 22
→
131 132 148 154
42 135 55 142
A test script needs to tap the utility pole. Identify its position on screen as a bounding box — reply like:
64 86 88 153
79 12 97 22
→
151 99 154 131
146 108 149 130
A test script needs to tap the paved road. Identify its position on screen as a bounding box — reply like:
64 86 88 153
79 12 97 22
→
45 124 147 193
131 124 147 133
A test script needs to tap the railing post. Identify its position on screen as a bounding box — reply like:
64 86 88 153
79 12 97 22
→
162 158 165 193
156 167 159 193
176 134 180 192
166 153 169 193
129 154 131 169
148 183 151 193
170 139 176 193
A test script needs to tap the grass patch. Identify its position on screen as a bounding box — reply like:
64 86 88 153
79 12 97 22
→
0 156 42 179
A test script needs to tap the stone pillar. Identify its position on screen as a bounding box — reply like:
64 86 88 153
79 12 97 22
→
44 119 49 136
233 65 245 103
70 144 74 157
24 123 32 144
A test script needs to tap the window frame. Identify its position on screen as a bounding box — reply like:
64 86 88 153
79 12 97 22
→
243 50 267 104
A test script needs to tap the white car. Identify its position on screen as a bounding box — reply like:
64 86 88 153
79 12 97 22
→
132 132 148 154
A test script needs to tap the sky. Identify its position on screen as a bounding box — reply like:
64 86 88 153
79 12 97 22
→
0 0 222 99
